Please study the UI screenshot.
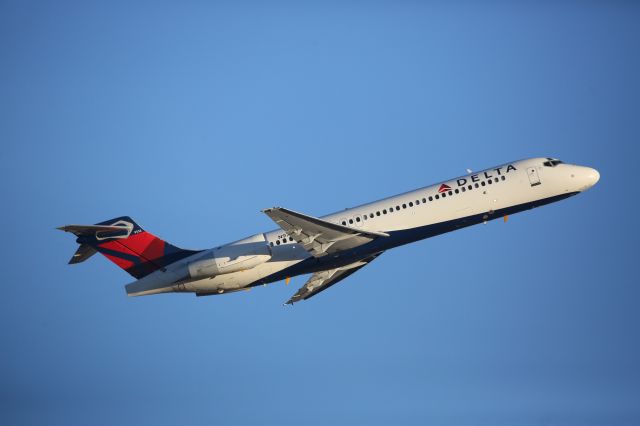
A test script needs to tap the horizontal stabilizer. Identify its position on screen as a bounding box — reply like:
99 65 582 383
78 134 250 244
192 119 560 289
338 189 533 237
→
68 244 97 264
57 224 132 237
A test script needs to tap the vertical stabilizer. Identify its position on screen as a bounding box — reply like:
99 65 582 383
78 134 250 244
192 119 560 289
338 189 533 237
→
58 216 201 278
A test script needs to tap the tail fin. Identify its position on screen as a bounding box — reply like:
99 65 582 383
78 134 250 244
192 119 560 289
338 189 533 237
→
58 216 201 279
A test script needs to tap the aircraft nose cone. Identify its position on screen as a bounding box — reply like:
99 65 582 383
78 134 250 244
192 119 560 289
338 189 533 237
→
587 168 600 186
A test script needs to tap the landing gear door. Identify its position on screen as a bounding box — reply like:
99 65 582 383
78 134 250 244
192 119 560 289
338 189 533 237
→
527 167 541 187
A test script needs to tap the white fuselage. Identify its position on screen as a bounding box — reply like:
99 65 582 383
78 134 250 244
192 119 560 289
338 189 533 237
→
145 157 599 296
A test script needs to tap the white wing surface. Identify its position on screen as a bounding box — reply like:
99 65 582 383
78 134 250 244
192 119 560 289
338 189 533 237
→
262 207 388 257
285 252 382 305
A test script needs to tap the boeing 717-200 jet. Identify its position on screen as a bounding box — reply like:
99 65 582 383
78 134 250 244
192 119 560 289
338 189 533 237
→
59 157 599 305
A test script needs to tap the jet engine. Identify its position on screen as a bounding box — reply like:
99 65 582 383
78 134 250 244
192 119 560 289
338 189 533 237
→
187 233 272 279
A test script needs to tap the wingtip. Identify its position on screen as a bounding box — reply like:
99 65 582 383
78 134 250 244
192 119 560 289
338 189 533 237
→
261 207 281 213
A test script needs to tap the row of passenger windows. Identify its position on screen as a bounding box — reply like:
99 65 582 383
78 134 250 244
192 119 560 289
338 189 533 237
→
339 175 507 226
269 174 507 246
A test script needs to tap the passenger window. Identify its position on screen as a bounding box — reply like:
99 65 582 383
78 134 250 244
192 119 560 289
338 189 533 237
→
349 219 353 224
376 211 381 216
422 198 427 203
402 204 407 209
487 180 492 185
475 183 479 188
442 193 447 198
429 196 433 201
383 209 387 214
468 185 472 190
342 221 346 226
461 187 466 192
409 202 414 207
276 240 281 245
501 176 506 181
356 217 361 222
455 189 459 194
494 177 499 183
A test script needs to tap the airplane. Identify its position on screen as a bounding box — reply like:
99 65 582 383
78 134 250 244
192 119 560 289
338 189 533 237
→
59 157 599 305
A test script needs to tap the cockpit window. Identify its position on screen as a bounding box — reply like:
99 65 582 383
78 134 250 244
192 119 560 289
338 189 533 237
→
543 158 563 167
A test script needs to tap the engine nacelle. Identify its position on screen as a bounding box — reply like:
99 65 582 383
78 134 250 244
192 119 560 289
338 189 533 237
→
187 233 272 279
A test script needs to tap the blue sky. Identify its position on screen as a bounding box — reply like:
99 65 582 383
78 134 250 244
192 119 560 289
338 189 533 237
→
1 1 639 425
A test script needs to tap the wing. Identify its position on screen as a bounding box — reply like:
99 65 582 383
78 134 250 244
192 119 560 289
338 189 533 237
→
262 207 388 257
285 252 382 305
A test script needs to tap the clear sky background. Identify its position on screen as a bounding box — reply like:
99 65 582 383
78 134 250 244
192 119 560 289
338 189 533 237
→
1 1 639 425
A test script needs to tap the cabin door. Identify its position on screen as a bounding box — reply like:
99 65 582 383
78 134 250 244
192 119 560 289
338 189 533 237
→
527 167 541 187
